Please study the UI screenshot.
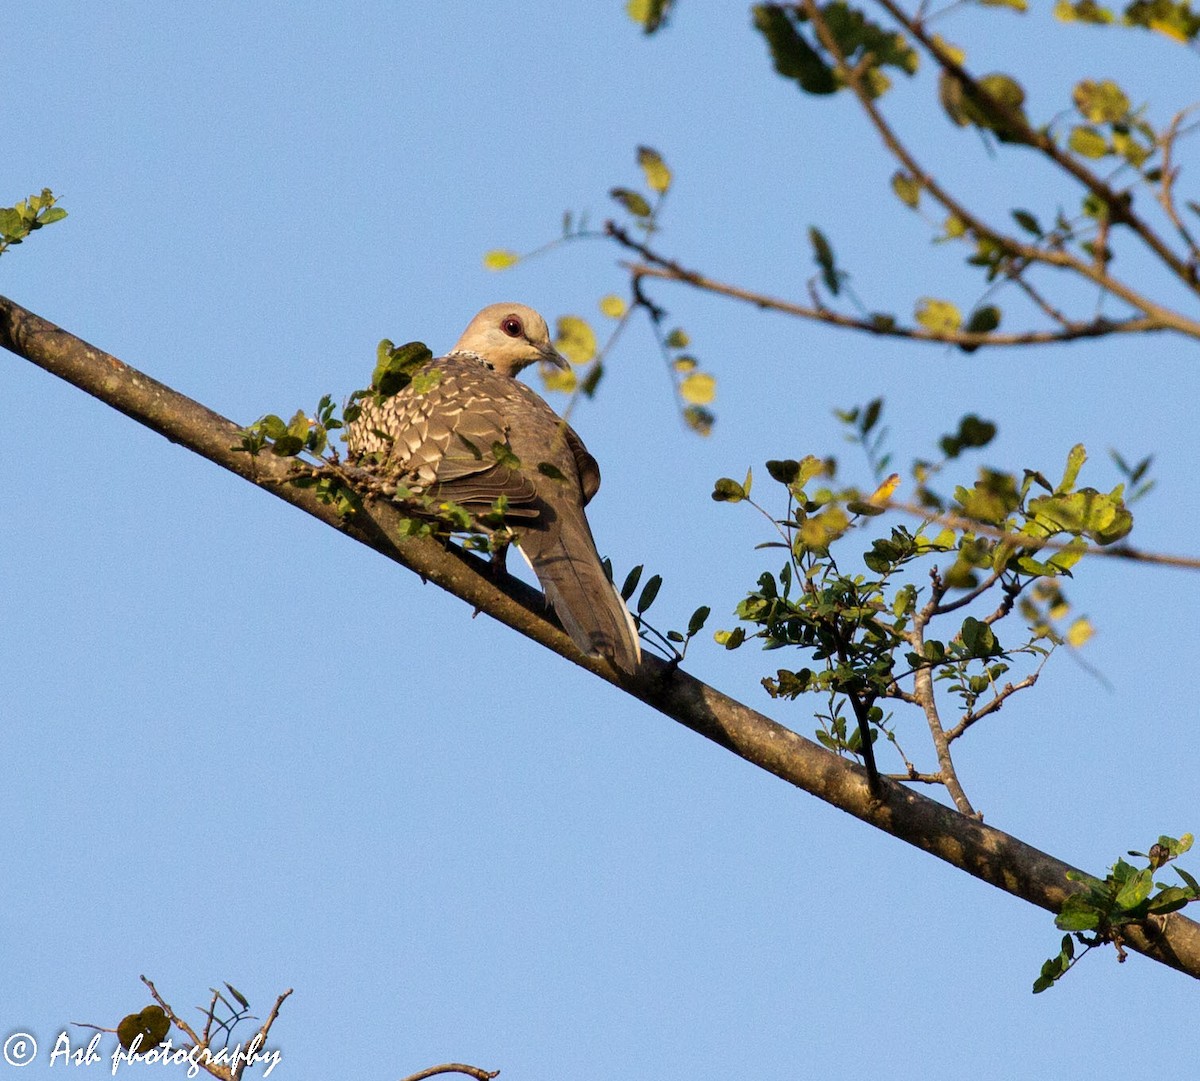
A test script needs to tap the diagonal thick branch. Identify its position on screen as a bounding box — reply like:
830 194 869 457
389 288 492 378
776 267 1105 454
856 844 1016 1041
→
4 293 1200 980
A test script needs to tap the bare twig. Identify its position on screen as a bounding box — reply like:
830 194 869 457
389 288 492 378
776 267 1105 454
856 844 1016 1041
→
400 1065 500 1081
906 621 978 816
886 500 1200 572
1157 106 1200 260
141 976 204 1051
947 673 1039 740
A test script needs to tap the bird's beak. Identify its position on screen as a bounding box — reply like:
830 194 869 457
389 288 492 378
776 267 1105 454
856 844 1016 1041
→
538 342 571 371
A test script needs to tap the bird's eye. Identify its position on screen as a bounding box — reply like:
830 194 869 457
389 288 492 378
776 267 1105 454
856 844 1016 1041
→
501 316 524 338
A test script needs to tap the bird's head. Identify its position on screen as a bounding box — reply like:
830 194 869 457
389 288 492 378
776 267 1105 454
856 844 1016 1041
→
450 303 569 377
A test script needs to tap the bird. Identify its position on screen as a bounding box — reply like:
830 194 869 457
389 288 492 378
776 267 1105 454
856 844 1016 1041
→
346 302 642 674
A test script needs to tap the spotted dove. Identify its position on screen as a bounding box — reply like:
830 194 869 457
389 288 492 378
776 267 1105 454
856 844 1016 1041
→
347 303 642 673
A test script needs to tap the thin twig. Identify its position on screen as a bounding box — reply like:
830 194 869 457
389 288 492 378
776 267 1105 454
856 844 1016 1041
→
906 621 978 816
619 253 1164 347
399 1065 500 1081
946 674 1039 740
886 500 1200 571
1157 106 1200 259
141 976 203 1050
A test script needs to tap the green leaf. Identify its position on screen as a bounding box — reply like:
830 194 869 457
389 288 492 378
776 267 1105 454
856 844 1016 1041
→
1012 209 1043 235
861 398 883 435
809 226 841 294
891 171 921 208
714 626 746 649
1115 866 1154 909
712 477 746 502
609 187 653 217
620 564 644 602
1069 125 1110 158
940 414 998 458
1073 78 1130 122
636 574 663 614
1054 893 1102 931
687 606 711 636
766 459 800 484
961 615 999 657
117 1006 171 1052
942 68 1030 141
961 306 1001 349
1123 0 1200 42
752 4 836 94
684 405 715 437
1054 1 1115 24
372 340 433 398
409 368 443 395
955 469 1020 524
1058 443 1087 493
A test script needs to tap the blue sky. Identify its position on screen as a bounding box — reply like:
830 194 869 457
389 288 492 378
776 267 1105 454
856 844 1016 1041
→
3 4 1198 1080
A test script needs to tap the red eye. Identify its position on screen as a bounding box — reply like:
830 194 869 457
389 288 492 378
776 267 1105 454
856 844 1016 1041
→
501 316 524 338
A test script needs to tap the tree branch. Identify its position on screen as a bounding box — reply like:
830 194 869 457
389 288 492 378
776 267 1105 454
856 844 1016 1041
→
877 0 1200 292
610 226 1172 347
801 0 1200 337
5 293 1200 979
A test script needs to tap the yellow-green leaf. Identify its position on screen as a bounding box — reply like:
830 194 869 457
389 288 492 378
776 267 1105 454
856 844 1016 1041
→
915 297 963 335
1073 78 1130 123
891 171 921 209
541 366 577 394
1055 0 1114 23
637 146 672 193
1066 616 1094 648
599 294 627 319
1069 125 1110 158
869 473 901 505
483 249 519 270
680 371 716 404
943 214 968 239
554 315 597 364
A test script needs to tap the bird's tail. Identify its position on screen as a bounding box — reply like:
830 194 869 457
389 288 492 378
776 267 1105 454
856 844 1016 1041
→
517 512 642 675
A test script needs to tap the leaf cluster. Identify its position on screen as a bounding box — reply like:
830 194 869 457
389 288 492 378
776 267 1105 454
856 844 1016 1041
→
1036 834 1200 991
617 561 711 662
711 401 1137 786
0 189 67 257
